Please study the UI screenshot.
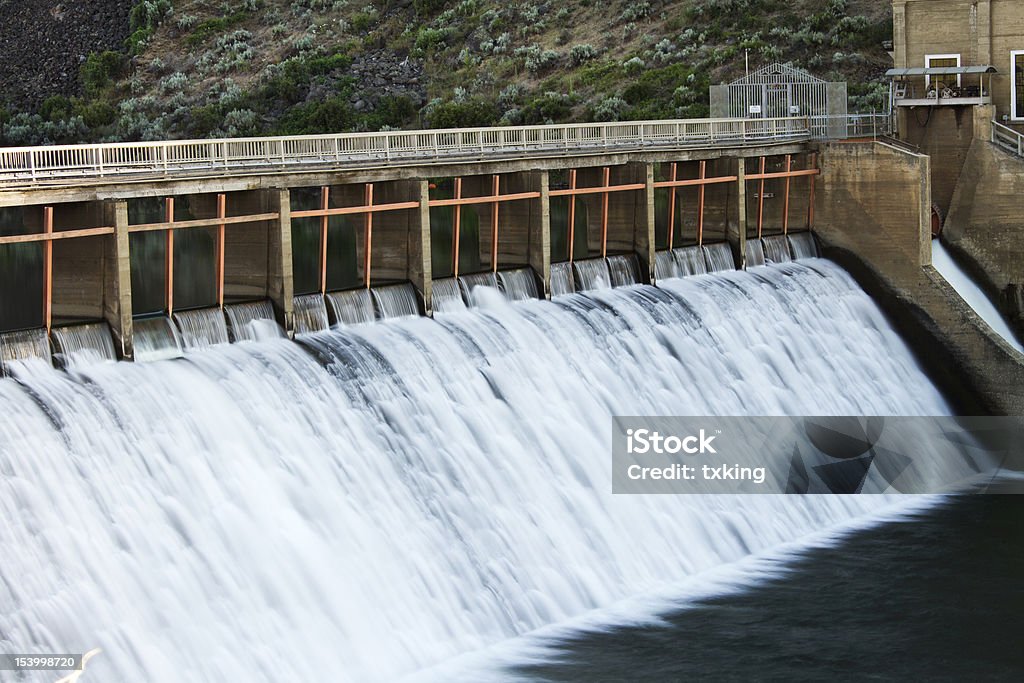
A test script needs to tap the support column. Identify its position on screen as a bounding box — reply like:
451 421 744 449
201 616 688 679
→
103 200 134 360
736 162 748 270
268 189 295 336
528 170 551 299
638 163 656 285
413 180 433 315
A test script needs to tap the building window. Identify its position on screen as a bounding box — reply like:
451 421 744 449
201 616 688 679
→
1013 51 1024 121
926 53 961 91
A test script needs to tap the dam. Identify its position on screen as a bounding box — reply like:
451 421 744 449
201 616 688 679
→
1 110 1023 682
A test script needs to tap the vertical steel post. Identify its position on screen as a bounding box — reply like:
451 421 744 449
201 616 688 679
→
567 169 577 262
452 177 462 279
216 193 226 308
600 167 610 258
364 183 374 288
319 186 329 294
697 160 707 246
490 175 500 273
165 197 175 315
667 163 678 251
782 155 792 235
757 157 766 239
42 206 53 332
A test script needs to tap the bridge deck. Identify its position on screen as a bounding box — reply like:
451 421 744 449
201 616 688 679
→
0 117 822 190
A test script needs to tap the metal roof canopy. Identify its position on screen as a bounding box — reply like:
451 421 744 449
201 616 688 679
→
886 66 997 76
727 62 826 84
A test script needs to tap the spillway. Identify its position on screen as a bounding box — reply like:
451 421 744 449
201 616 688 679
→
0 259 958 682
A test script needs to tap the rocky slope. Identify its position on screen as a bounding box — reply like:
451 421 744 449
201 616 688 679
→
0 0 893 145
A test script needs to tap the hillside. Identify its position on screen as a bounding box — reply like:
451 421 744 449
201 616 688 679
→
0 0 893 145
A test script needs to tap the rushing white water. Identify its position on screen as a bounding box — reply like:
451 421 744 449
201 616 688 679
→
654 251 678 280
51 322 118 368
293 293 330 334
0 328 51 375
550 262 575 297
761 235 792 264
225 301 285 342
788 232 818 260
607 254 641 287
674 245 708 277
327 289 376 326
371 283 420 319
0 260 956 683
703 242 736 272
745 239 766 267
459 272 501 305
573 258 612 291
496 268 539 302
133 317 183 362
931 240 1024 353
173 308 230 349
432 277 468 313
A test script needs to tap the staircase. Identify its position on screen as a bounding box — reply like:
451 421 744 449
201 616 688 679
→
992 121 1024 158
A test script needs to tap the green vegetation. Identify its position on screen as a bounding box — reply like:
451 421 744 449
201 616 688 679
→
0 0 894 145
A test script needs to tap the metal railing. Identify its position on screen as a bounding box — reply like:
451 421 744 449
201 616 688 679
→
992 120 1024 158
0 117 813 187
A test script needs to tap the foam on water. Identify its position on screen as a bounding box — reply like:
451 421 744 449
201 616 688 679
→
327 289 376 326
225 301 284 342
293 293 330 335
703 242 736 272
0 260 960 682
550 262 575 297
459 272 501 306
762 235 792 264
573 258 612 291
51 322 118 368
496 268 539 302
133 316 183 362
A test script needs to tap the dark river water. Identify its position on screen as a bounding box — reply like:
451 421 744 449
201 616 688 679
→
514 491 1024 682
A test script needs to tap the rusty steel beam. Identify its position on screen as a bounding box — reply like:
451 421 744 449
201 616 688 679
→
319 186 329 294
42 206 53 333
567 169 577 263
291 202 419 218
550 183 645 197
600 167 610 259
428 191 539 207
667 163 677 251
216 193 226 308
165 197 174 315
757 157 766 240
697 160 707 246
745 168 820 180
364 183 373 288
452 177 462 279
0 226 115 245
654 176 738 189
490 175 500 273
782 155 792 235
128 213 279 233
808 152 817 229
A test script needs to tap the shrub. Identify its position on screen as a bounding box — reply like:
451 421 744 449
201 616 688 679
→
426 97 500 128
80 51 127 95
569 44 598 66
591 95 627 122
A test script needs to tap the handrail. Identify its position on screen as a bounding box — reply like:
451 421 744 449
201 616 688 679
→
992 120 1024 158
0 116 813 187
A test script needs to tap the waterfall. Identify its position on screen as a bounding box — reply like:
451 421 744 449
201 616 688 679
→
703 242 736 272
293 293 330 334
672 246 708 277
788 231 819 259
0 260 965 682
371 283 419 319
607 254 641 287
458 272 500 307
745 239 766 267
225 301 285 342
173 308 230 349
550 261 575 297
0 328 51 375
496 268 539 302
51 322 118 368
133 316 184 362
573 257 612 291
326 289 376 326
432 277 468 313
654 251 679 280
762 235 793 264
